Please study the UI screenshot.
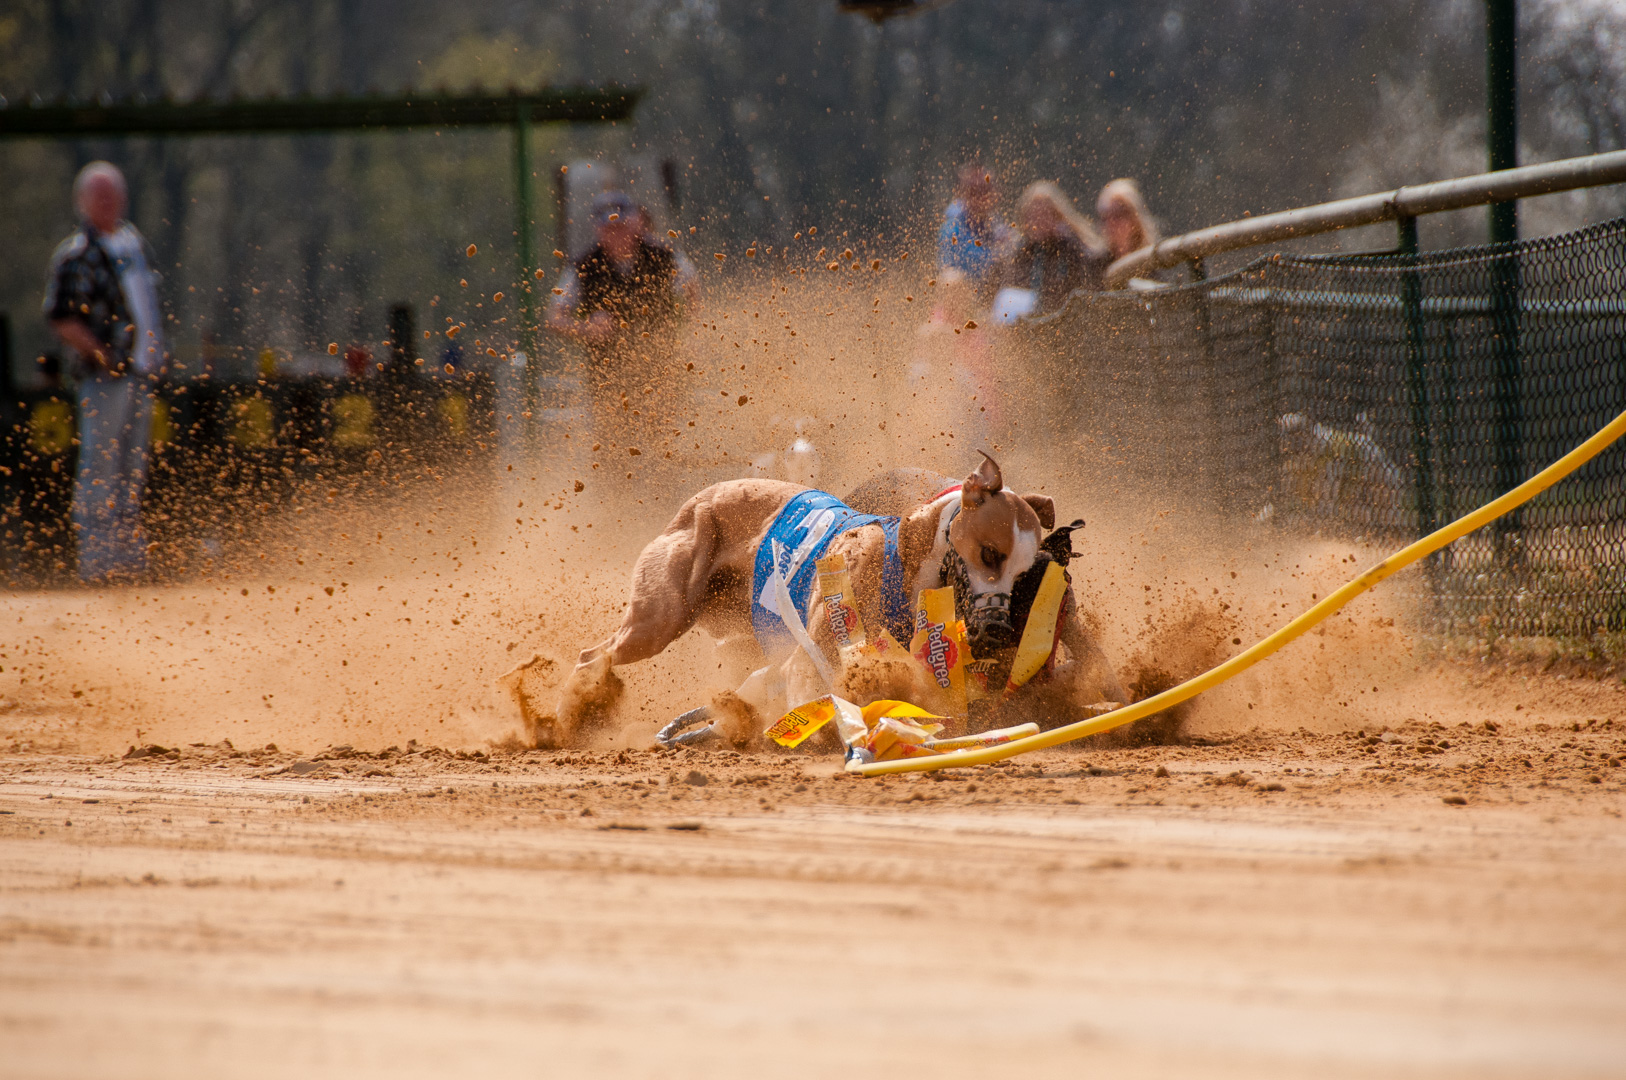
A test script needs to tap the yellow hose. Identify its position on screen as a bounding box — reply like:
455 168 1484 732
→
851 407 1626 777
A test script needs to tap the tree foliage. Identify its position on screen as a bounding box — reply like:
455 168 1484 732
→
0 0 1621 382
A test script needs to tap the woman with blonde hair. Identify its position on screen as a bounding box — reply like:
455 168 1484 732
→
1096 177 1161 261
1006 180 1111 311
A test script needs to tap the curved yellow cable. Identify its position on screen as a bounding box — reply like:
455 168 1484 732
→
851 407 1626 777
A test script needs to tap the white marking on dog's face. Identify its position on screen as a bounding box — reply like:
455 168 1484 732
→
949 487 1042 596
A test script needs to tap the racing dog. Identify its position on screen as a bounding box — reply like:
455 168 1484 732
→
506 454 1124 749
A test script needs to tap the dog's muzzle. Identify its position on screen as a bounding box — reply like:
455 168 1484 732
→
941 548 1021 653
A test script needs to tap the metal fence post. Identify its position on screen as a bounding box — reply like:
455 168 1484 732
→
1398 215 1436 546
1486 1 1525 562
1490 246 1525 561
0 313 12 398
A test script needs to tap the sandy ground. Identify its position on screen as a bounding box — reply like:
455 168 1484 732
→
2 716 1624 1079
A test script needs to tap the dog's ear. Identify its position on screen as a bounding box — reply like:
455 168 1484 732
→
1021 493 1055 530
962 452 1003 507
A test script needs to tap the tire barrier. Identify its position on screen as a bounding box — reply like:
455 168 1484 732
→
0 371 498 585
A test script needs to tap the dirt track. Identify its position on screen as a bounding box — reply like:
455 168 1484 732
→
3 718 1624 1079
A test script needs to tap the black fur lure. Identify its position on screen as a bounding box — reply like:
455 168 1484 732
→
1009 518 1085 634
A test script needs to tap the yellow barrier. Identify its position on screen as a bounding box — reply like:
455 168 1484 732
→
851 407 1626 777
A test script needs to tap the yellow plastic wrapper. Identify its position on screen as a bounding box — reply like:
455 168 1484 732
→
1005 562 1069 696
965 653 997 703
851 699 946 759
764 695 842 748
862 628 908 658
860 699 952 727
884 739 947 760
910 585 968 715
767 694 871 749
816 552 867 655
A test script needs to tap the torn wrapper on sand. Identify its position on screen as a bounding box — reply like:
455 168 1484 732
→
764 693 1037 764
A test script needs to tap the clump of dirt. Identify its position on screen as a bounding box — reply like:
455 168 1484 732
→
1109 601 1240 745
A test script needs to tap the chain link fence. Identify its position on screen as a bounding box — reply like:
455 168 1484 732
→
1016 215 1626 637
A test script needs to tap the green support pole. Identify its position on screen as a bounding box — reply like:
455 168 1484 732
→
1486 0 1518 244
513 105 538 449
1486 0 1524 559
1396 214 1419 258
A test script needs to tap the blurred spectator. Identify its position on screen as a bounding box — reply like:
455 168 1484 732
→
635 204 700 288
43 161 164 583
938 164 1015 303
1096 178 1161 262
547 190 699 440
1007 181 1111 310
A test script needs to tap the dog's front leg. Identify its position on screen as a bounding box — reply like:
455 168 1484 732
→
1056 605 1127 709
549 493 730 747
550 644 626 744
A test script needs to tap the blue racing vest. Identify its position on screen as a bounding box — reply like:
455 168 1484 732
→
751 490 910 657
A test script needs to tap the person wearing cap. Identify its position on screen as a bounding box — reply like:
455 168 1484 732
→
43 161 166 583
547 190 698 443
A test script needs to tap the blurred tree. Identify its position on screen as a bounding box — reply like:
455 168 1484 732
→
0 0 1621 385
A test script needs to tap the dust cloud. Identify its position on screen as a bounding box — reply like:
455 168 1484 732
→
1 250 1609 756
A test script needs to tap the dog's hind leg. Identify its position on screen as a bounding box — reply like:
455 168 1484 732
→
553 493 728 744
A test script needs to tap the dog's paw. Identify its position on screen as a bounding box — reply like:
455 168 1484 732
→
554 653 624 746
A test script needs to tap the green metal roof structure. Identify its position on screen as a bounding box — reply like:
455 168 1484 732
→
0 88 638 136
0 86 644 441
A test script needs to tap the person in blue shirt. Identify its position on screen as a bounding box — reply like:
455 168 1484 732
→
938 164 1015 304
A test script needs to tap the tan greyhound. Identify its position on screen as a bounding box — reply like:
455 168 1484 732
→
504 455 1124 748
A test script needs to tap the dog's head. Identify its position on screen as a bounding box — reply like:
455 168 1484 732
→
946 453 1055 655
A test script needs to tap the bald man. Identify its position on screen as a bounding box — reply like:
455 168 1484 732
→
43 161 166 583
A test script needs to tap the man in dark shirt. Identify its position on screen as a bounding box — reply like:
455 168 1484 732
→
547 191 698 449
43 161 164 583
